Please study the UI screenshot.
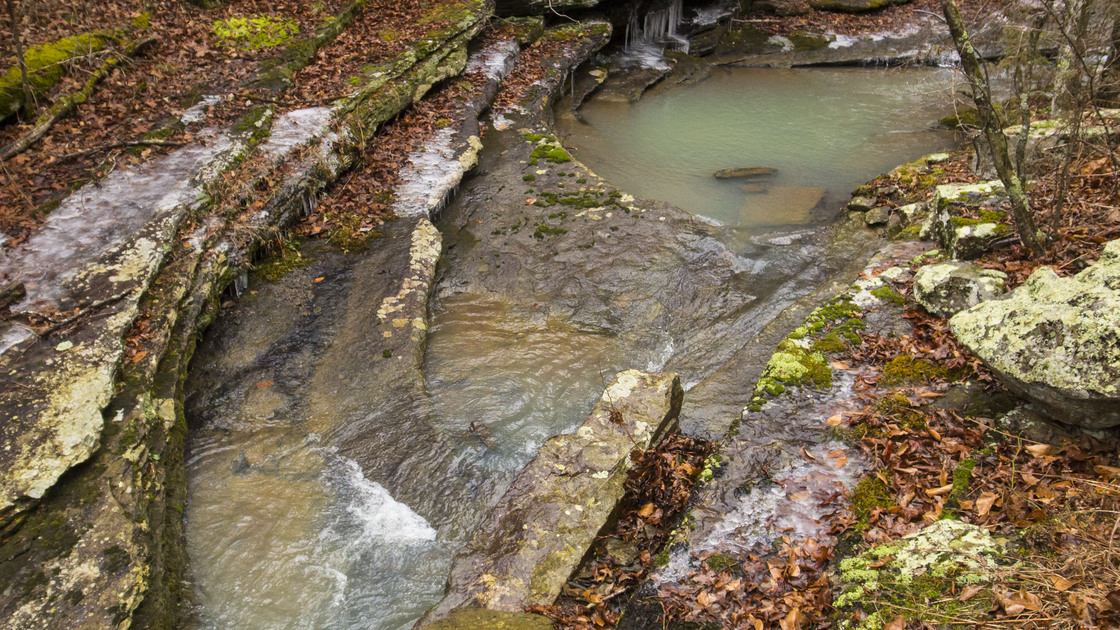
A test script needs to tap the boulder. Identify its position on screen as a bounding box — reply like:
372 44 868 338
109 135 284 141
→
714 167 778 179
418 370 683 625
919 181 1012 259
914 261 1007 318
864 206 891 226
950 240 1120 428
847 195 876 212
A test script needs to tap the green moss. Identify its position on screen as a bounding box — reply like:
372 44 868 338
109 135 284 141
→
213 16 299 50
788 32 830 51
876 394 927 431
978 209 1007 222
850 476 895 530
533 224 567 240
256 239 309 282
893 224 922 240
880 355 947 387
811 332 848 353
871 285 906 306
947 458 976 510
704 553 739 573
1 33 111 118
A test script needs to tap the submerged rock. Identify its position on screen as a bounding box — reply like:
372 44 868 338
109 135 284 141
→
950 240 1120 428
714 166 778 179
418 370 683 625
914 261 1007 318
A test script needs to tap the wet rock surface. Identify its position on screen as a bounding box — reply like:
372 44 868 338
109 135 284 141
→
950 240 1120 429
419 370 683 623
913 260 1007 318
0 2 494 626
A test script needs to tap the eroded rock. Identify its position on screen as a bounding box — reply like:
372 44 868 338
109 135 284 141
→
950 240 1120 428
418 370 683 625
913 261 1007 318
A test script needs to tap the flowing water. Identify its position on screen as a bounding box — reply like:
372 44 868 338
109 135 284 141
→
558 66 960 228
182 66 960 630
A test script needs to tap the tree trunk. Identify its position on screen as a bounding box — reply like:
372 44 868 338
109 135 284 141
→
5 0 33 116
941 0 1052 258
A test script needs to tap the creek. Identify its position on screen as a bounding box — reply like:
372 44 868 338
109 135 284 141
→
181 65 959 630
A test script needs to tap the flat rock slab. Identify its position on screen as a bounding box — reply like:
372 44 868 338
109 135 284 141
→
419 369 683 624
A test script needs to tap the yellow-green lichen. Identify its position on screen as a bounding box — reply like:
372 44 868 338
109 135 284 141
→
213 16 299 50
1 33 111 117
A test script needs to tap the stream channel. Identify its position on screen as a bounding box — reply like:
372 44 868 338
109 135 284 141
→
182 65 959 629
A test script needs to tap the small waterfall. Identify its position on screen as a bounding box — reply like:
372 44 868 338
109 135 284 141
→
625 0 689 56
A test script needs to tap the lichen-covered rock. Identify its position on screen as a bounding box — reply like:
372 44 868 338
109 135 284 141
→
848 195 876 212
864 206 891 226
919 181 1011 259
950 240 1120 428
418 370 683 625
914 261 1007 318
834 519 1003 611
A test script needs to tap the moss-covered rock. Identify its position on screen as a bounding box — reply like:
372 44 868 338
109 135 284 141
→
1 33 111 118
950 239 1120 428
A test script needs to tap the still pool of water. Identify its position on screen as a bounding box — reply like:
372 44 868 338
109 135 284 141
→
558 66 961 228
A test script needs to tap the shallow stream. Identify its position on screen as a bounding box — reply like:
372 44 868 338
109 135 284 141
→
182 66 959 630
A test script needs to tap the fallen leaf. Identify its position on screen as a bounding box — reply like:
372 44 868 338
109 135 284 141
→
1025 443 1054 457
926 484 954 496
959 584 983 601
1050 575 1078 592
975 491 999 517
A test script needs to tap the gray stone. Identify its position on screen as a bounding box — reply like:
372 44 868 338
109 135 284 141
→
919 181 1011 259
714 167 778 179
950 240 1120 428
896 202 925 225
864 206 891 226
848 196 876 212
887 213 903 236
418 370 683 625
913 261 1007 318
